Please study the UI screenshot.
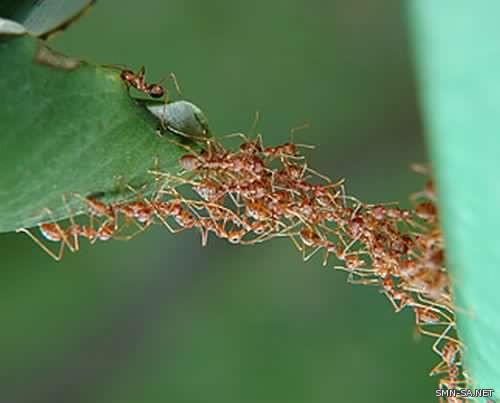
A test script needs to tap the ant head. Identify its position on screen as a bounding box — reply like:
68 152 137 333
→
149 84 165 98
120 70 135 81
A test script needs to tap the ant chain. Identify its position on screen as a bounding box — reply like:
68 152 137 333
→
17 130 466 398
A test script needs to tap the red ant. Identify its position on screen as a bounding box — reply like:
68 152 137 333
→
119 66 166 98
118 66 181 100
17 220 75 261
16 194 120 260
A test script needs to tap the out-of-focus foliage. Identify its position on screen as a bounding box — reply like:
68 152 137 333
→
411 1 500 396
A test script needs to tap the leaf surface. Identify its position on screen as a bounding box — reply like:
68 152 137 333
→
0 34 205 232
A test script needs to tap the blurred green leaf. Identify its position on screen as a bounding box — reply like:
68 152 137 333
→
0 0 95 38
410 1 500 396
0 34 206 233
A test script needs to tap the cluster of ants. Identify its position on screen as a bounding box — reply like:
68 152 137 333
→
17 129 469 401
166 134 468 401
16 66 471 402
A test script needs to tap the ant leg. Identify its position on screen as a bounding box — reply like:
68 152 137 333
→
16 204 73 260
321 240 342 267
163 135 205 157
187 200 243 244
303 245 322 262
162 122 213 144
153 208 181 234
248 111 265 150
421 324 462 361
416 304 455 327
290 122 310 136
345 274 379 286
157 72 182 96
334 263 376 277
304 164 333 184
289 123 314 149
226 190 244 209
201 201 244 227
284 123 315 160
429 349 462 382
341 194 365 210
159 174 205 197
170 72 182 96
100 63 128 71
243 219 294 245
144 189 185 235
16 227 66 261
415 292 455 318
200 221 211 247
157 193 203 237
410 163 431 176
340 183 347 208
254 133 265 152
421 328 460 354
112 221 153 241
275 219 300 236
137 65 146 79
223 112 262 148
381 290 406 312
250 110 260 134
62 193 80 252
119 184 156 237
287 232 304 253
432 364 450 378
338 234 361 259
223 131 254 144
44 207 75 252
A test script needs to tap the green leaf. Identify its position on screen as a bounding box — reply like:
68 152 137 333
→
146 100 211 138
0 34 207 233
0 0 95 38
409 1 500 397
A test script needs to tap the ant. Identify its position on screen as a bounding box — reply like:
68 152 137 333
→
119 66 164 98
225 123 314 162
16 194 119 261
17 220 74 261
118 65 180 100
16 194 81 261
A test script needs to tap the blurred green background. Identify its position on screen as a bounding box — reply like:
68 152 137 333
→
1 1 434 402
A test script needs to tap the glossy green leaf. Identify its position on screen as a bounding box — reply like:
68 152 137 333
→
410 1 500 397
0 0 95 38
0 34 206 233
